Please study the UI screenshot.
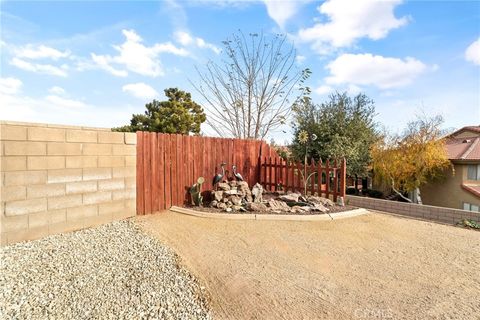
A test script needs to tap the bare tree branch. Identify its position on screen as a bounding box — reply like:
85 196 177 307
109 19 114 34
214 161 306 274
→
193 31 310 139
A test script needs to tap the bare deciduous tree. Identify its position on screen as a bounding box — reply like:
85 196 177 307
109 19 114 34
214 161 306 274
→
192 31 310 139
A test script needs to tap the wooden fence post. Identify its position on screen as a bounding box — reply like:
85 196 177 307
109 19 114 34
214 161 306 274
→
340 157 347 198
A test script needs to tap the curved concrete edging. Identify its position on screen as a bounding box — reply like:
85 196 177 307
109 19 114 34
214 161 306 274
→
170 206 369 221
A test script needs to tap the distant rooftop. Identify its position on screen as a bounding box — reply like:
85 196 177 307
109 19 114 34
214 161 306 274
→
446 126 480 161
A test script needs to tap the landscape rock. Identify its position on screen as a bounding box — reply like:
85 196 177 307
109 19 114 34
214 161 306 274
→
237 181 249 189
292 206 310 213
213 191 223 202
267 199 291 211
251 183 264 203
210 200 218 207
279 193 301 202
307 196 335 207
224 189 238 195
225 207 232 212
232 205 242 211
217 183 231 191
228 180 237 187
217 202 227 210
311 203 329 213
246 202 268 211
230 196 242 205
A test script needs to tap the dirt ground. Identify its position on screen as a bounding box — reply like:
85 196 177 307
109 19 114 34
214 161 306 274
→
137 211 480 320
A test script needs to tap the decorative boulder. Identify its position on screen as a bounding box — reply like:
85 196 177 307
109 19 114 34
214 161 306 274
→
311 203 329 213
217 182 231 191
251 183 264 203
279 193 301 202
267 199 291 211
307 196 335 207
246 202 268 211
213 191 223 202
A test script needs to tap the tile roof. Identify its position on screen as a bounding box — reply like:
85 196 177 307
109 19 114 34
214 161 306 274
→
446 126 480 161
461 184 480 198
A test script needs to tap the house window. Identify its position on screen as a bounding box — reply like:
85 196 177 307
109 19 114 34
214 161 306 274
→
467 164 480 180
463 202 480 212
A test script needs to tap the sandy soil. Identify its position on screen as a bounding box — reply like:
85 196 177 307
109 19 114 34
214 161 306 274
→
137 211 480 320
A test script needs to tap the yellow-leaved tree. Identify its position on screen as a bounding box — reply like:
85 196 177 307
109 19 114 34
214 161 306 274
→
372 115 451 203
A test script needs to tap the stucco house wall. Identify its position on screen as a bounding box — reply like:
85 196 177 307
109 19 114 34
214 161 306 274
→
421 163 480 210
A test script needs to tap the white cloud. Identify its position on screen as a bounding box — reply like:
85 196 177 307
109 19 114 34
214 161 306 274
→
0 90 134 128
174 30 194 46
325 53 428 89
0 77 23 95
314 85 333 95
122 82 159 100
465 38 480 66
14 44 70 60
92 29 189 77
263 0 307 29
48 86 66 95
91 54 128 77
296 55 306 64
173 30 220 54
10 57 68 77
298 0 408 52
44 95 89 108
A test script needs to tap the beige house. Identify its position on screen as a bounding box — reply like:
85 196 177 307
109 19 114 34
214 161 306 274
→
421 126 480 211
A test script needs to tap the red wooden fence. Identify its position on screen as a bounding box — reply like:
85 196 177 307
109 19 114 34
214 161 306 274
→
259 158 346 202
136 132 346 214
136 132 281 214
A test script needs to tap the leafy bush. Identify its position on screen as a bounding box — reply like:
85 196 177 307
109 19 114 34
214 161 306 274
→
363 189 383 198
346 187 357 195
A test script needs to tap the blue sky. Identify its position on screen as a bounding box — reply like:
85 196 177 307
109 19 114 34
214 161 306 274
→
1 0 479 144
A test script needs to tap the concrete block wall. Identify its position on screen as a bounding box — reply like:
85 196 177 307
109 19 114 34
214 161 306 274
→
0 121 136 245
347 195 480 226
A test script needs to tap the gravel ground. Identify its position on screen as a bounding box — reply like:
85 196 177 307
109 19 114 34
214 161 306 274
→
0 220 211 320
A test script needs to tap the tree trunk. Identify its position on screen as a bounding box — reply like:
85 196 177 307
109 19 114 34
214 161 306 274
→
414 187 423 205
390 178 412 203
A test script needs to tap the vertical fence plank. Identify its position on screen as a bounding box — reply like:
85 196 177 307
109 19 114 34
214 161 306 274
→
144 133 152 214
176 134 183 206
333 159 338 203
170 134 177 206
325 160 330 200
267 157 272 191
164 134 171 209
136 132 144 215
317 159 322 197
151 133 158 212
310 160 315 196
158 134 165 210
284 160 289 193
340 158 346 198
183 135 189 205
297 162 302 193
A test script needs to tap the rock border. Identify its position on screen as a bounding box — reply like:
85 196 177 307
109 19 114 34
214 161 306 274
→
170 206 369 221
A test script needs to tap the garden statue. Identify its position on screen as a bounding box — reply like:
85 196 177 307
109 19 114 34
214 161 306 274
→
189 177 205 206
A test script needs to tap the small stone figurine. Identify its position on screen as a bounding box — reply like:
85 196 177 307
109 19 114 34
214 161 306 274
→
189 177 205 206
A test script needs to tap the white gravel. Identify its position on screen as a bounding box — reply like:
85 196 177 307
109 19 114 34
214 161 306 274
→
0 220 211 320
